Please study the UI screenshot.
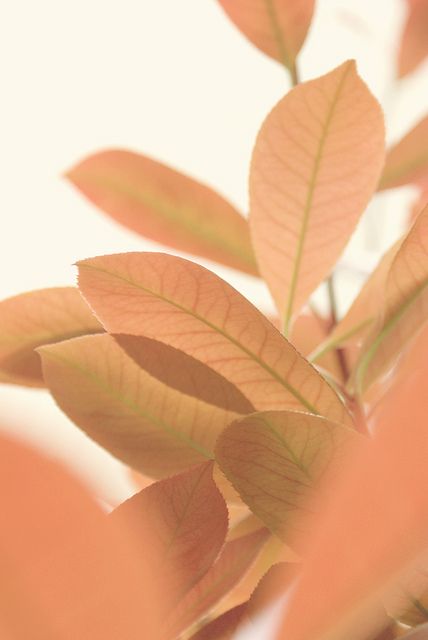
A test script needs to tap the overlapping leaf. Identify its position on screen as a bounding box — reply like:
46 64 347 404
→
275 359 428 640
39 333 251 478
165 528 270 638
0 287 102 387
217 0 315 79
77 252 352 424
67 149 258 275
379 115 428 190
353 205 428 394
216 410 360 543
249 60 385 331
111 462 228 605
312 241 401 361
397 0 428 78
0 433 164 640
190 563 295 640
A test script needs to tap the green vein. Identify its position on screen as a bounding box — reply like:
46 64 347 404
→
354 278 428 393
283 63 353 335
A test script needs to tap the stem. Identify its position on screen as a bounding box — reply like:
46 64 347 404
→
326 275 350 382
289 60 299 86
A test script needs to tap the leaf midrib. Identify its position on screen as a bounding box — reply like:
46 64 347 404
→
283 63 353 333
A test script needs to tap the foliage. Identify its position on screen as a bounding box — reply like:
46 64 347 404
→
2 2 428 639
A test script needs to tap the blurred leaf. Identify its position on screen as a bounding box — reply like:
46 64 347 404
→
385 565 428 627
67 149 258 276
0 287 102 387
165 528 270 638
353 205 428 394
275 361 428 640
397 0 428 78
217 0 315 78
190 563 296 640
399 623 428 639
249 61 385 331
379 115 428 190
111 462 228 604
77 252 352 424
216 410 360 542
313 241 401 359
39 334 248 478
0 434 164 640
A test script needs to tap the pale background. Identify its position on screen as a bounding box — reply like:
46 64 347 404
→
0 3 426 632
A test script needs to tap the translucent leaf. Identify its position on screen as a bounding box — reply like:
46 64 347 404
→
249 60 385 331
67 149 258 275
77 252 352 424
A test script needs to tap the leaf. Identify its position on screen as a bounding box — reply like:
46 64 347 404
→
39 334 249 478
111 462 228 605
353 205 428 394
379 115 428 191
67 149 258 276
275 362 428 640
291 309 345 381
312 241 401 360
385 566 428 627
249 60 385 331
77 252 352 425
217 0 315 78
216 410 360 543
188 604 247 640
190 563 296 640
0 433 165 640
397 0 428 78
165 528 270 638
0 287 102 387
399 624 428 639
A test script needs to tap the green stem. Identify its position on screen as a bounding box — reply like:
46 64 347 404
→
326 275 349 382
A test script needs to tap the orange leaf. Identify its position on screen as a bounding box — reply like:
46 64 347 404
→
353 205 428 394
217 0 315 78
165 528 270 638
77 252 352 424
397 0 428 78
0 433 164 640
312 241 401 360
379 115 428 191
39 333 249 478
249 61 385 331
67 149 258 276
111 462 228 605
275 362 428 640
216 410 360 543
0 287 102 387
290 309 345 381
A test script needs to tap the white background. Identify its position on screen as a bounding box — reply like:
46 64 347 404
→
0 3 426 628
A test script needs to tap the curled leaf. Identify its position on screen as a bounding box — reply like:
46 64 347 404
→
353 205 428 394
379 115 428 191
67 149 258 275
250 61 385 330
